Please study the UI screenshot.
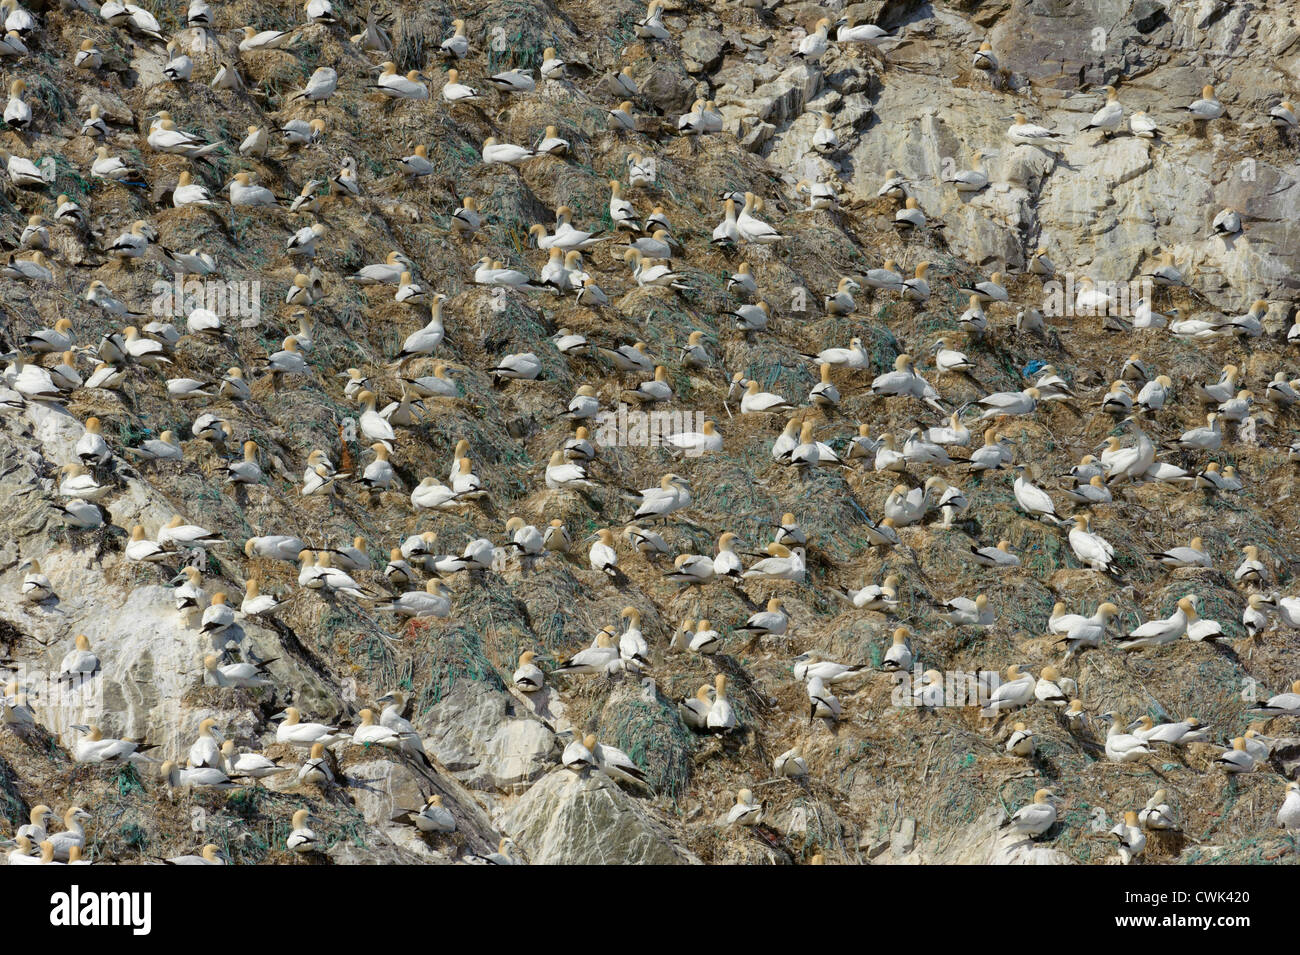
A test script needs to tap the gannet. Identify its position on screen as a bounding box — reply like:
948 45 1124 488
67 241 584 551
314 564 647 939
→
830 574 900 615
228 171 278 207
1210 207 1242 237
1010 467 1065 525
707 675 738 733
157 515 223 551
1082 85 1123 137
1 77 28 129
1129 110 1160 138
394 795 456 834
562 732 597 771
4 250 53 282
807 676 842 721
901 262 932 301
741 543 805 582
1266 372 1299 408
1130 716 1205 746
632 473 691 521
221 742 285 788
1007 112 1062 147
1117 598 1192 650
737 193 785 244
0 147 46 187
972 39 997 70
555 628 619 676
731 300 771 335
1268 98 1297 131
1249 679 1300 716
976 664 1033 718
173 567 205 619
586 736 648 788
770 513 807 550
198 593 235 641
1148 537 1211 569
623 525 668 561
57 635 99 683
57 465 108 501
1068 514 1117 573
204 652 273 689
0 29 26 57
894 196 927 229
122 524 170 564
187 718 222 769
883 485 925 530
795 17 831 62
286 809 319 853
17 214 48 252
274 707 347 746
1279 782 1300 829
245 535 307 563
1006 723 1035 757
540 48 567 79
44 807 91 862
727 789 763 826
2 681 35 728
297 742 333 786
998 789 1060 841
635 0 670 40
962 272 1009 303
968 539 1020 571
1030 666 1072 706
1134 790 1178 832
676 684 712 730
1167 413 1222 453
1101 381 1134 417
1233 545 1268 587
1214 738 1256 773
1243 593 1275 638
1102 715 1154 762
688 619 722 655
1111 811 1146 864
666 552 716 586
1225 300 1268 339
796 176 838 209
509 651 545 693
148 118 221 158
1134 374 1171 412
1181 84 1223 120
437 16 468 57
712 199 740 245
68 415 100 465
16 805 54 847
734 598 789 640
72 724 153 763
794 651 868 685
774 747 808 777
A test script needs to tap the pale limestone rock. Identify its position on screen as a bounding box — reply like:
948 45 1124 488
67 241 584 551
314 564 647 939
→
503 768 700 864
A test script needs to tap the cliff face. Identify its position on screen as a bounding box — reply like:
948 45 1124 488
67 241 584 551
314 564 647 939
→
1 0 1299 865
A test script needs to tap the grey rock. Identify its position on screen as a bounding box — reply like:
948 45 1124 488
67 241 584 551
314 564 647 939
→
503 768 700 864
483 718 557 788
681 27 728 73
1131 0 1167 34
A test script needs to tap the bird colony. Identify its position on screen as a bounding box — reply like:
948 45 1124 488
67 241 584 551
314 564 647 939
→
2 0 1300 865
